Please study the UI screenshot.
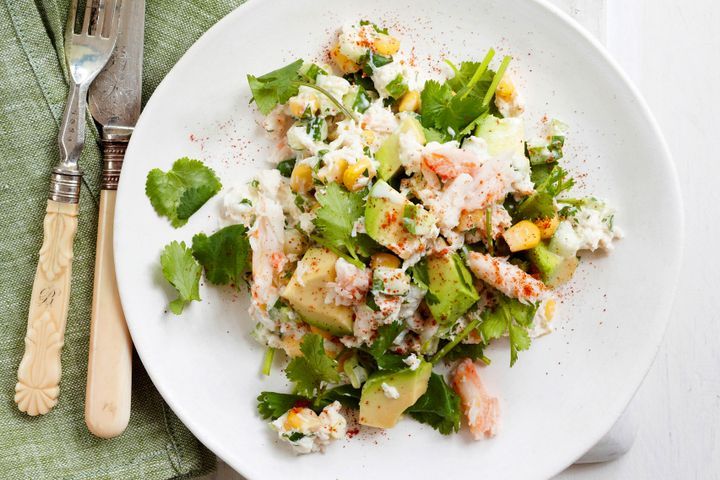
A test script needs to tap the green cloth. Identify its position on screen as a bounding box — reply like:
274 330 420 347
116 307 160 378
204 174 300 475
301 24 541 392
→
0 1 244 478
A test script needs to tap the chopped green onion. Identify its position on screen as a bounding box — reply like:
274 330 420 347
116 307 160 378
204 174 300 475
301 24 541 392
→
261 347 276 376
431 316 483 364
485 207 494 255
459 49 495 100
482 55 512 107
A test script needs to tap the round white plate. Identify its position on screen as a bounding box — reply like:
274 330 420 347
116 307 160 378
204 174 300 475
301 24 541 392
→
114 0 683 478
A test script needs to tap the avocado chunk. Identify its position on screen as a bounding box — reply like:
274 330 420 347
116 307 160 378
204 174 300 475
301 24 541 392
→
375 117 426 180
475 115 525 156
527 241 579 287
359 361 432 428
423 252 479 325
281 247 354 335
364 180 435 259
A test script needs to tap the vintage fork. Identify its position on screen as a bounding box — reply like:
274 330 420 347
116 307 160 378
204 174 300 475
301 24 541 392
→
15 0 122 416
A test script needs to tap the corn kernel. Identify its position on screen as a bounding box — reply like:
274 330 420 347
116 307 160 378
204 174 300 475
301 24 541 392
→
534 213 560 239
343 158 372 191
330 44 360 74
290 163 313 194
370 253 401 269
496 76 515 100
288 96 318 117
398 90 421 112
284 410 305 430
372 34 401 56
544 299 556 322
503 220 541 252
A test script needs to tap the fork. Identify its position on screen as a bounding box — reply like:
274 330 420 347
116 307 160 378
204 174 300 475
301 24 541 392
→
15 0 122 416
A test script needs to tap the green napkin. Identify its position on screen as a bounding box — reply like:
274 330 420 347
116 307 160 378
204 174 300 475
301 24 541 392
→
0 0 244 478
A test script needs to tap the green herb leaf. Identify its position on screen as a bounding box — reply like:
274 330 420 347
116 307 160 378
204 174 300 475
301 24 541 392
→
385 74 409 99
312 183 367 261
516 164 575 221
277 158 296 177
146 158 222 228
160 241 202 314
368 321 404 360
315 384 361 410
191 224 251 288
409 261 439 305
406 373 461 435
515 192 555 221
247 59 304 114
359 51 393 75
302 64 328 83
441 342 488 363
359 19 389 35
285 334 341 397
479 295 538 366
257 392 308 420
352 86 372 113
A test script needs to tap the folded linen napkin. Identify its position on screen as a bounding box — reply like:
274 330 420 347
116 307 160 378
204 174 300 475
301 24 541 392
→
0 1 244 478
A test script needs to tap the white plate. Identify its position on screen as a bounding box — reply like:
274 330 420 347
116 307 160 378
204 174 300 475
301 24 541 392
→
114 0 683 478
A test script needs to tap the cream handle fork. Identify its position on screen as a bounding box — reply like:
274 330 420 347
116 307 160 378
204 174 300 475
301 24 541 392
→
85 142 132 438
15 200 79 416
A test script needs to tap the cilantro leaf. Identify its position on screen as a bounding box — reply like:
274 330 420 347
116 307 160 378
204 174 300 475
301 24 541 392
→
406 373 461 435
175 185 218 221
515 192 555 221
423 127 452 143
359 19 389 35
420 54 511 139
420 80 488 136
409 261 439 305
191 224 251 287
368 321 404 359
516 164 575 221
160 241 202 314
247 59 304 114
145 158 222 228
445 61 494 100
257 392 308 420
479 295 538 366
285 334 340 397
440 341 487 362
277 158 296 177
312 183 366 261
315 384 361 410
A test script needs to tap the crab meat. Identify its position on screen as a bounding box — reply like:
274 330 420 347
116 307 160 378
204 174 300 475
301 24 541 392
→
451 359 500 440
466 252 549 304
249 171 288 309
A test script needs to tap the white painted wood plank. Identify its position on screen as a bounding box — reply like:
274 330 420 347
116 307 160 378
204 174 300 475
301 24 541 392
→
558 0 720 478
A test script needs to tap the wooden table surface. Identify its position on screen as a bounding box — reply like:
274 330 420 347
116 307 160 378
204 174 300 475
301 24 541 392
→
205 1 720 478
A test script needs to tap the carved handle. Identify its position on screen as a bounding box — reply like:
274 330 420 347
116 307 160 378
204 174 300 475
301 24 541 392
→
85 188 132 438
15 200 79 415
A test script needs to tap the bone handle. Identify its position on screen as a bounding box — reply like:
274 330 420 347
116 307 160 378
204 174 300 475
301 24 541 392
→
85 143 133 438
15 200 79 415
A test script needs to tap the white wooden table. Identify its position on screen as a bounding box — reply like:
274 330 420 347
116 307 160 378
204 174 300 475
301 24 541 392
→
206 0 720 477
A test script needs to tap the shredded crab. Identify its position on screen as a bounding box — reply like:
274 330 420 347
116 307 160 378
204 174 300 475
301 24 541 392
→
466 252 549 304
452 359 500 440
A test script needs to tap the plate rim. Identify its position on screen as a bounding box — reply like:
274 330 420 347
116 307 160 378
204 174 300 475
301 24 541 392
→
115 0 684 478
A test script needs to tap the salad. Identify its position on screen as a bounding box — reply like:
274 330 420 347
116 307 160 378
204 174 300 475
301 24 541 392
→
147 21 622 455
